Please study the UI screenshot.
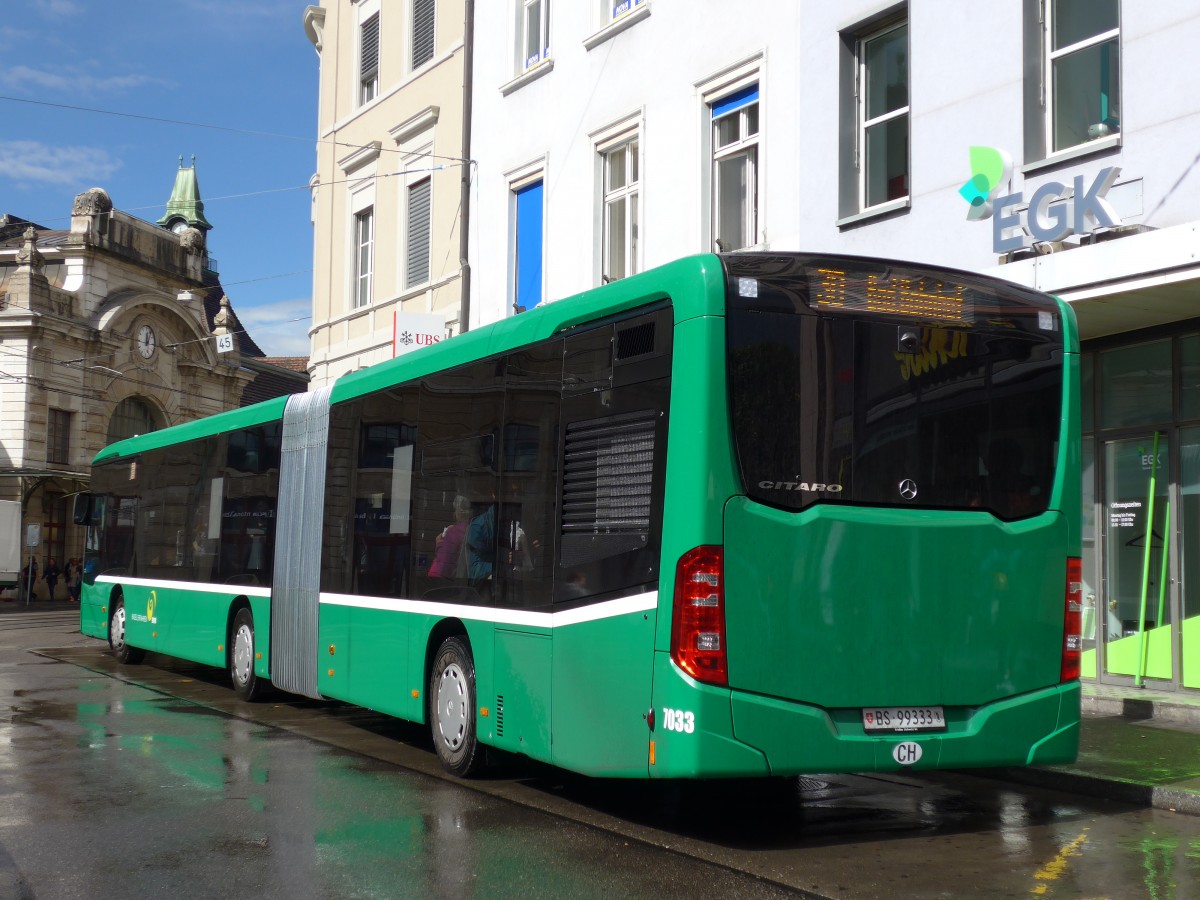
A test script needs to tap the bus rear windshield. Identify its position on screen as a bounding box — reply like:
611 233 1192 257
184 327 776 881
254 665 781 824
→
723 254 1065 520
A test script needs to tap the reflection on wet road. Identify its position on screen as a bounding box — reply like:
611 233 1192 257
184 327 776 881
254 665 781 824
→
3 616 1200 898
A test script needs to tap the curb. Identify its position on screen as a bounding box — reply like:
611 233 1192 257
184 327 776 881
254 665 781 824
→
985 765 1200 815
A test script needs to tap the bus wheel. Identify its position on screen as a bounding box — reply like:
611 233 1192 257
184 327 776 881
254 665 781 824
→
230 608 262 702
108 597 145 665
429 636 484 777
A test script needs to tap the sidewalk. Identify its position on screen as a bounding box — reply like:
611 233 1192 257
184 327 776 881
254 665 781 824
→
5 595 1200 813
0 596 79 612
995 684 1200 814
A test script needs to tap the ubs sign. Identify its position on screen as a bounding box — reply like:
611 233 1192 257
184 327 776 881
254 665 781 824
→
960 146 1123 254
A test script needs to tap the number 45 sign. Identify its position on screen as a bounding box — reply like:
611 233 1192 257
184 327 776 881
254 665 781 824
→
215 334 235 353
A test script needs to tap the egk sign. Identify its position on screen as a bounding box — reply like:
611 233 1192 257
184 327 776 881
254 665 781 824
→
959 146 1123 254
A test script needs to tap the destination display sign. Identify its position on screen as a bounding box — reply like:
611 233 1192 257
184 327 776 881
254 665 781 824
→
809 266 974 323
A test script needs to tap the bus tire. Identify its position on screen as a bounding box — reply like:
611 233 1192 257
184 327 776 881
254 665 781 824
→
429 636 484 777
108 596 145 665
230 607 262 702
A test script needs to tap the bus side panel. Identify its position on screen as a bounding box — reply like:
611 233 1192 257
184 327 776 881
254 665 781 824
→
317 600 352 698
551 607 657 777
492 629 552 762
648 652 769 779
112 581 239 670
80 581 109 640
160 587 228 667
353 606 410 718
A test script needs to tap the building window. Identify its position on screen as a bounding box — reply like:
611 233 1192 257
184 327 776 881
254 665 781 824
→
354 207 374 308
601 137 639 282
107 397 158 444
519 0 550 71
609 0 644 23
711 85 759 252
412 0 436 70
1047 0 1120 153
359 12 380 105
857 19 909 210
47 409 70 466
405 177 432 287
513 179 544 313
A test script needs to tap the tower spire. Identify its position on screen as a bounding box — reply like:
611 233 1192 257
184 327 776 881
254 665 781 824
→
157 156 213 233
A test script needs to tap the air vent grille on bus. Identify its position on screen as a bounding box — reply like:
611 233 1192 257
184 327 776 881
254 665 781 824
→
615 322 656 360
560 412 656 566
496 695 504 737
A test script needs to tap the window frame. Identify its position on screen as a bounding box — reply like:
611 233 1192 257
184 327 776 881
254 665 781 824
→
508 164 547 316
47 408 70 466
710 85 760 253
358 10 380 106
518 0 550 73
404 175 433 289
599 131 640 283
1044 0 1120 155
411 0 436 71
1021 0 1122 170
353 206 375 309
855 18 909 213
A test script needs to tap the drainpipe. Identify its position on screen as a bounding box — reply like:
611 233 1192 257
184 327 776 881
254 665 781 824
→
457 0 474 334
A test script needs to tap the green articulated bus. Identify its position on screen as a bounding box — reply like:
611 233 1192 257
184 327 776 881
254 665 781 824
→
78 252 1082 779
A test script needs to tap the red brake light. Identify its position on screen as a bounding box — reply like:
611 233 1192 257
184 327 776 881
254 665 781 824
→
1062 557 1082 682
671 546 727 686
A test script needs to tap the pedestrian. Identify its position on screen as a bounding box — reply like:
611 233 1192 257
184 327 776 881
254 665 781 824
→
20 557 37 601
67 558 81 602
44 557 60 602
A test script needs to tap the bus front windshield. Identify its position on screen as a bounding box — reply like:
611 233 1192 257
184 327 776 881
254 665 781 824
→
724 255 1065 520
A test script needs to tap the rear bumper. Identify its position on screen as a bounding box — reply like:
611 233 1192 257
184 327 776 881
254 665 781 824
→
650 652 1080 777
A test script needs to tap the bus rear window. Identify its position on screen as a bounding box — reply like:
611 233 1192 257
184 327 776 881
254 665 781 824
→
724 256 1065 520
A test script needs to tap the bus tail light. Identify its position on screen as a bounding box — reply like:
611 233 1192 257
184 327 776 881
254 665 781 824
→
1061 557 1083 682
671 546 727 686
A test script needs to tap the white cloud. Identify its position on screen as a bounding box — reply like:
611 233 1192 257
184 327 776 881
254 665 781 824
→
0 141 121 187
234 298 312 358
2 64 162 95
34 0 82 17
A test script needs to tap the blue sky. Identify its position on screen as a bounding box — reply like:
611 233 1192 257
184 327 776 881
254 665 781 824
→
0 0 317 357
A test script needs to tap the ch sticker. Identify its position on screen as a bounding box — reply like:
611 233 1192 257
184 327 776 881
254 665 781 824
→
147 591 157 625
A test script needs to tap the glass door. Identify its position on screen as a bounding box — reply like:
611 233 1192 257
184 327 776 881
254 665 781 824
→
1102 434 1174 684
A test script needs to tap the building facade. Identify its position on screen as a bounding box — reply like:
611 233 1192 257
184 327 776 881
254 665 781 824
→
463 1 1200 693
0 173 306 593
304 0 469 388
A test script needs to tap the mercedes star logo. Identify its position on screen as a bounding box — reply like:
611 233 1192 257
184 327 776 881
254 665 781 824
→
898 479 918 500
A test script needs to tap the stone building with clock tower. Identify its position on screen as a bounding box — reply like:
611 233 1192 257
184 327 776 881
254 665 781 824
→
0 160 307 596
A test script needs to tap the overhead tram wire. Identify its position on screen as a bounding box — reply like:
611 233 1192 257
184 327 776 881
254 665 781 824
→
0 94 471 166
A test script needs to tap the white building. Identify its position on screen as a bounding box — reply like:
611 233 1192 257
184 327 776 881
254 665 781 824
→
466 1 1200 694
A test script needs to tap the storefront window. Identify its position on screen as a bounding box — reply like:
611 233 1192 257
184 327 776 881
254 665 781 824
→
1100 340 1171 429
1081 353 1094 433
1180 335 1200 421
1180 427 1200 688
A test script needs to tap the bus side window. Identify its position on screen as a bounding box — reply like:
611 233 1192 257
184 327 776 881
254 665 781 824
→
558 308 671 604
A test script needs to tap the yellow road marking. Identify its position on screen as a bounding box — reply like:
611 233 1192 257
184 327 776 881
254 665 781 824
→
1031 828 1089 895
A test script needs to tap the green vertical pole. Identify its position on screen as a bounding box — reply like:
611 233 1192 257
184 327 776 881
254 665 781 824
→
1135 433 1160 687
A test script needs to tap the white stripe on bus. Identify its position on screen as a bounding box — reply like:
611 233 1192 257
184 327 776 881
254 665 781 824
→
93 576 658 629
95 575 272 598
319 591 658 629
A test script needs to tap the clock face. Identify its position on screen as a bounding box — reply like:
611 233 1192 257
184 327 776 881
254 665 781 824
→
171 220 189 234
136 324 157 358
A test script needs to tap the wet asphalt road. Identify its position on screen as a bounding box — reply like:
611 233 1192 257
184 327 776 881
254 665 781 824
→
4 608 1200 899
